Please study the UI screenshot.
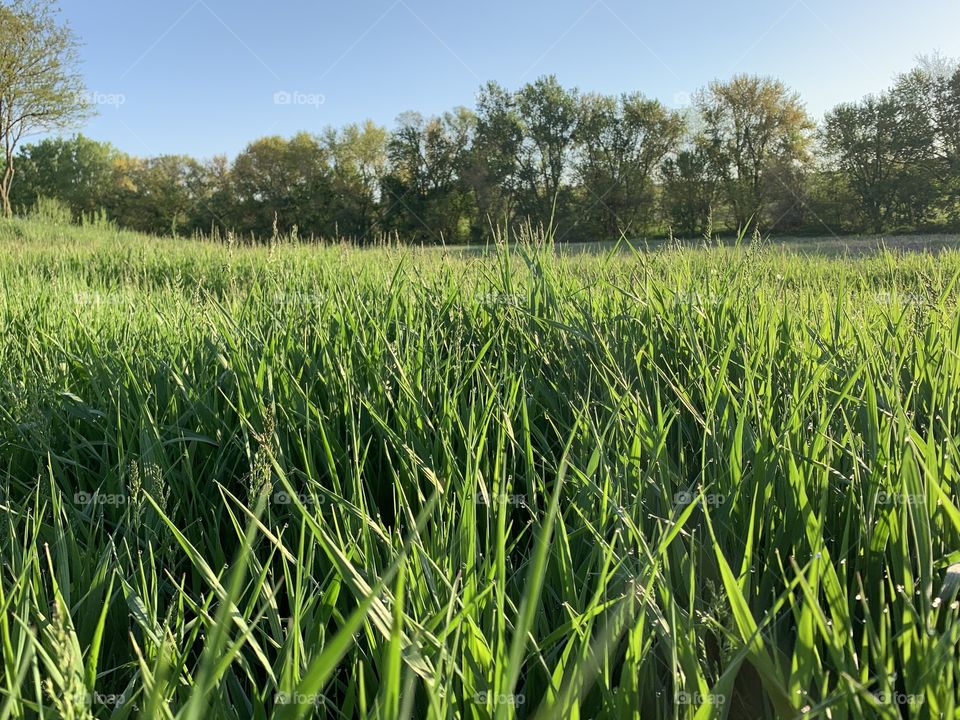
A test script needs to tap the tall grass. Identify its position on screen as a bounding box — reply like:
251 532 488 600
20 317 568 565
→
1 216 959 718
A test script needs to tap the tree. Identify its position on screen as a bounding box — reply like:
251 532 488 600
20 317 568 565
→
382 108 474 243
696 75 813 231
576 92 683 238
514 76 580 226
194 154 232 235
0 0 89 216
470 76 581 234
468 81 524 232
230 133 333 238
822 93 934 232
110 154 211 236
323 120 388 240
891 57 960 225
10 134 115 217
660 147 720 237
943 69 960 223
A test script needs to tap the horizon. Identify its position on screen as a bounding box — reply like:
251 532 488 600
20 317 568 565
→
53 0 960 159
5 3 960 717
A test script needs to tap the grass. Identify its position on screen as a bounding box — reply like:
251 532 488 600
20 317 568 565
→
1 216 960 718
509 233 960 258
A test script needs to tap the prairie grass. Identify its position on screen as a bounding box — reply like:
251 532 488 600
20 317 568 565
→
1 217 959 718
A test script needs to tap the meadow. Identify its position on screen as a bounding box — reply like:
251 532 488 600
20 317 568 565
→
1 217 960 719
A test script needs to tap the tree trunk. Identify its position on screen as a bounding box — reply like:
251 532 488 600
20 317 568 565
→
1 157 14 218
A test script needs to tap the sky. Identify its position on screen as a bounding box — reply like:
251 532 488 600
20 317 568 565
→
53 0 960 160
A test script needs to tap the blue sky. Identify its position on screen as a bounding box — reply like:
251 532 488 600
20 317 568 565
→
57 0 960 159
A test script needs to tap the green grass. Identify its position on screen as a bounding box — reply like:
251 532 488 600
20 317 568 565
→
1 216 960 719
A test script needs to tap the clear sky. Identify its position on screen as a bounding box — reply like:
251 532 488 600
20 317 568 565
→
55 0 960 159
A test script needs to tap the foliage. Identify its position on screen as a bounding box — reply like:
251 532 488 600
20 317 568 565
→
3 55 960 241
0 0 88 216
821 58 960 233
576 92 683 238
660 146 719 237
695 75 814 232
1 218 960 717
229 133 333 239
324 120 389 240
9 135 115 218
382 109 475 244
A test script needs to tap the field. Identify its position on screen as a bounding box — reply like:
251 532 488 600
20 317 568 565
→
2 218 960 719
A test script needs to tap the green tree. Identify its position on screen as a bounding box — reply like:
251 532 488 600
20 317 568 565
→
197 154 233 235
892 57 960 225
382 108 474 243
696 75 813 231
110 154 210 236
821 92 934 232
230 133 333 239
10 134 115 217
943 69 960 223
467 81 524 233
323 120 388 240
660 147 720 237
0 0 89 216
470 76 581 235
514 76 580 227
576 92 683 238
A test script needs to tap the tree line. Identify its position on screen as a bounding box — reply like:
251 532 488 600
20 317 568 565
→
3 3 958 244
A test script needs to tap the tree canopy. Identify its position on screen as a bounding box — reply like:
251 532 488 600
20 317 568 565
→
4 50 959 241
0 0 88 216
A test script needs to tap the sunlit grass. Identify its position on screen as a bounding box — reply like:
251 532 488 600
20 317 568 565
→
1 217 959 718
